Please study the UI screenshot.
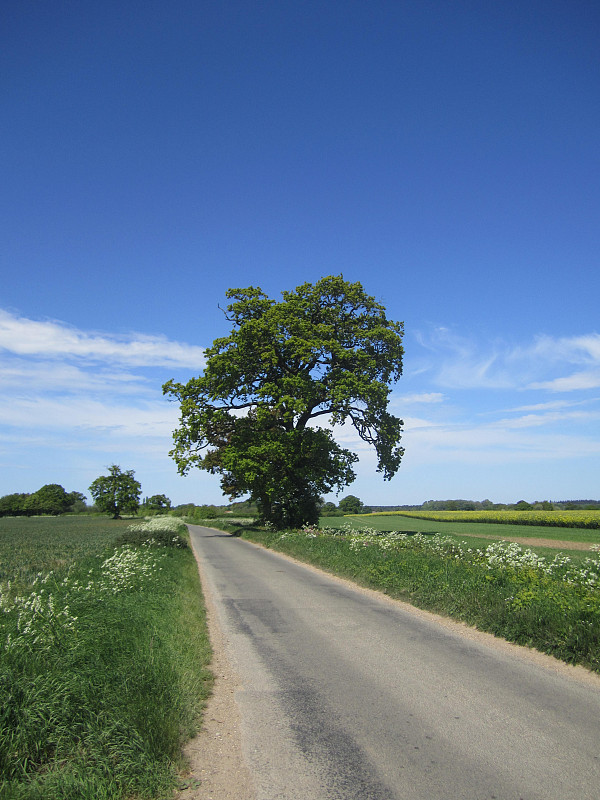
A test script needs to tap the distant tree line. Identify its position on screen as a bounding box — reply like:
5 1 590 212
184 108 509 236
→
0 485 87 517
369 499 600 512
0 465 175 520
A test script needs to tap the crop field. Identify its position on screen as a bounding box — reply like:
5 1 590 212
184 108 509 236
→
364 508 600 528
0 515 132 585
0 516 212 800
325 512 600 546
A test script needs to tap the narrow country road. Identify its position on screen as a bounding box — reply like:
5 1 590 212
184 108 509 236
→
188 524 600 800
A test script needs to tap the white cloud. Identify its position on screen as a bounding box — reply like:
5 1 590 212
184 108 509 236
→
396 392 445 404
528 370 600 392
526 333 600 364
0 357 151 395
402 417 600 465
0 309 206 368
413 327 600 393
503 399 585 413
0 394 178 438
497 409 600 429
1 311 599 504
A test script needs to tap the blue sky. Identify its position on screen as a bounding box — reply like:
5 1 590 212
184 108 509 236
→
1 1 599 506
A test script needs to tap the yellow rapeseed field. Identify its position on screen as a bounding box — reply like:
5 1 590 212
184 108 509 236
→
365 509 600 528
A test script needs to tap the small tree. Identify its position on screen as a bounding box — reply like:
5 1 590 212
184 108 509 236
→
338 494 364 514
145 494 172 511
164 276 404 529
89 465 141 519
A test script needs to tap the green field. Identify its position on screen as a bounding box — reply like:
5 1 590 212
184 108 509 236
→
0 515 132 585
0 516 212 800
324 513 600 545
362 508 600 529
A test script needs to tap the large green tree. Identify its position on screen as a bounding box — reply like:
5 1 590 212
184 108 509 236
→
89 465 141 519
163 276 404 528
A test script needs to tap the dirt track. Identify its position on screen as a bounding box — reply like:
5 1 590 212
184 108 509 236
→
456 530 597 550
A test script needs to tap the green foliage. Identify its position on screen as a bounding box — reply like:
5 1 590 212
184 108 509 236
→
0 486 87 518
0 493 29 517
338 494 364 514
164 276 404 528
89 465 142 519
0 517 212 799
191 505 219 520
25 484 73 515
144 494 172 511
320 501 343 516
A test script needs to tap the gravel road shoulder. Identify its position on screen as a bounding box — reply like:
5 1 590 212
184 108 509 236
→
176 540 257 800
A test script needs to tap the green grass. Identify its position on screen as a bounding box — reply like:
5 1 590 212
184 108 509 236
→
326 513 600 544
0 517 212 800
222 522 600 673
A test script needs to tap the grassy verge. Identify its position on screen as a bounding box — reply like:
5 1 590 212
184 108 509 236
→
221 522 600 673
0 517 212 800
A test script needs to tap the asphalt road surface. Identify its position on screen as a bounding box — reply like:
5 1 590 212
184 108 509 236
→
188 524 600 800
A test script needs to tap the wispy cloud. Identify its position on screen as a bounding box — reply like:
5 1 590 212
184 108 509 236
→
0 310 206 368
413 327 600 393
0 358 151 395
0 309 204 491
497 409 600 429
0 394 178 437
524 333 600 364
413 327 513 389
528 370 600 392
402 416 600 466
396 392 445 404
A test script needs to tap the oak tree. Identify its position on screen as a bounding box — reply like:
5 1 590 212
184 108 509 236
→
163 276 404 528
89 465 141 519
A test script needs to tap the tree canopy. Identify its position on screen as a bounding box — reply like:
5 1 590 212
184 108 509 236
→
0 485 86 517
144 494 172 511
338 494 365 514
89 465 141 519
163 276 404 528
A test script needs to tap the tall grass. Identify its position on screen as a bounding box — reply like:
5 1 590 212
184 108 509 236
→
0 517 212 800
